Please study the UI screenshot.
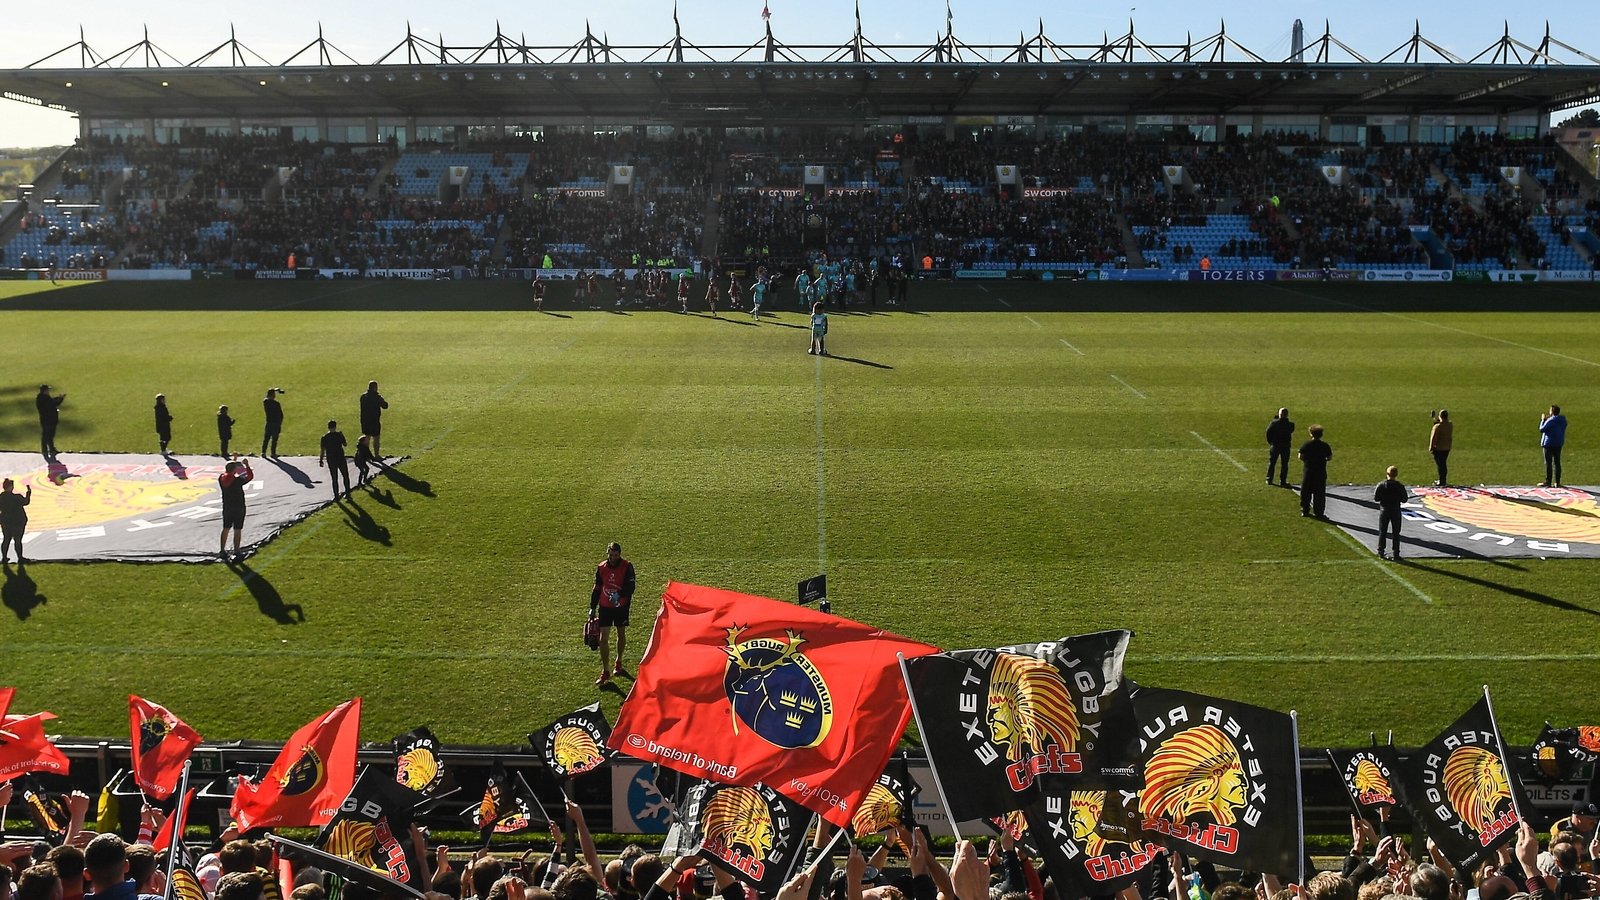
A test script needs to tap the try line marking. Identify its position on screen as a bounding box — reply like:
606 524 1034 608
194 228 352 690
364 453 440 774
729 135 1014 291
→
1060 339 1084 355
1190 431 1248 472
1325 525 1434 604
1109 374 1146 398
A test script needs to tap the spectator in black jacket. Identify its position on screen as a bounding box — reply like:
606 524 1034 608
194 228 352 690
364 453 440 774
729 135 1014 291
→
36 384 64 460
1374 466 1409 560
0 478 31 566
1267 408 1295 486
261 389 284 458
154 394 173 455
217 406 236 458
359 382 389 457
1298 425 1333 518
318 420 350 500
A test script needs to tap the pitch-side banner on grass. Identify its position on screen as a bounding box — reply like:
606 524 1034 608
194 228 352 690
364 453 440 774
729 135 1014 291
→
0 452 388 562
608 582 939 828
1130 685 1302 877
1322 485 1600 559
1328 744 1405 821
902 631 1139 823
1402 693 1533 872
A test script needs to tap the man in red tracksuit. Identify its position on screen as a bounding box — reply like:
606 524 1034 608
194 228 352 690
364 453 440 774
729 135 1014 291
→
591 541 636 686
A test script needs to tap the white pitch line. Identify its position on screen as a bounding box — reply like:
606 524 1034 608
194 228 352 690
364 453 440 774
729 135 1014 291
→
1060 339 1084 355
1023 315 1043 328
1318 295 1600 368
492 372 530 399
1325 525 1434 604
1190 431 1248 472
815 353 827 574
1109 374 1146 399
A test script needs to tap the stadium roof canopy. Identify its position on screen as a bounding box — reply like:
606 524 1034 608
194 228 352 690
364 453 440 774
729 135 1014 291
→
4 19 1599 123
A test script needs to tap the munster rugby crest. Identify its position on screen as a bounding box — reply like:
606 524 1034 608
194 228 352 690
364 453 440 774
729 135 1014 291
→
723 627 834 749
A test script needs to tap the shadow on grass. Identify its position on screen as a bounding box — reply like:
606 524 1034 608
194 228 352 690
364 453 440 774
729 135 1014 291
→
379 463 434 498
2 562 45 620
827 354 894 370
224 558 305 624
1404 561 1600 617
338 495 392 546
267 457 316 488
716 317 759 327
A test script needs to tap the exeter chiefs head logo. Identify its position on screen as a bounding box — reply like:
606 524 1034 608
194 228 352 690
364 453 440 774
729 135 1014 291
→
723 627 834 750
851 783 902 835
1070 790 1109 857
1352 759 1396 806
1143 725 1247 826
1419 488 1600 544
396 747 440 794
702 787 775 862
138 716 174 757
170 869 207 900
987 653 1080 762
1442 746 1512 834
15 469 213 530
990 810 1028 842
280 746 326 796
322 819 378 869
551 727 605 776
474 782 501 828
1580 727 1600 753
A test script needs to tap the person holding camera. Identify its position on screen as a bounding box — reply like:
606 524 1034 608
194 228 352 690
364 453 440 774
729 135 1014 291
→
219 457 253 560
1429 410 1453 486
590 542 635 686
1540 405 1568 487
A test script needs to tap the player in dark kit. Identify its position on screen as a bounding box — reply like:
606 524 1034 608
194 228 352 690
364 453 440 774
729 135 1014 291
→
1373 465 1409 560
261 388 284 457
1266 408 1294 486
318 420 350 499
1298 425 1333 518
154 394 174 455
36 384 64 460
218 457 253 560
360 381 388 457
590 541 636 686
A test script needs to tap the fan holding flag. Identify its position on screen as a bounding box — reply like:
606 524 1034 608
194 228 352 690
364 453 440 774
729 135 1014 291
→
130 696 201 801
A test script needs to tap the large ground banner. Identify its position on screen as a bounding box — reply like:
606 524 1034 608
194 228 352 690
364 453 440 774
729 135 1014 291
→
0 452 369 562
1322 485 1600 559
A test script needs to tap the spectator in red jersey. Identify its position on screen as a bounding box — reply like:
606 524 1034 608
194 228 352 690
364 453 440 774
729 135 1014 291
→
590 542 636 685
218 457 254 560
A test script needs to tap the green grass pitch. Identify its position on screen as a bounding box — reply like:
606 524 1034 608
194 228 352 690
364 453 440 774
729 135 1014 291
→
1 277 1598 749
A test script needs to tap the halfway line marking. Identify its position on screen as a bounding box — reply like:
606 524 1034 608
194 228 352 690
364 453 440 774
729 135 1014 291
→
1191 431 1248 472
1023 315 1042 328
1109 374 1146 399
815 353 827 574
219 520 328 599
1325 525 1434 604
1060 339 1084 355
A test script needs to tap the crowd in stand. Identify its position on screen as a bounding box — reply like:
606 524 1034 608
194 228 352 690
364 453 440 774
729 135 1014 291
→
10 129 1594 273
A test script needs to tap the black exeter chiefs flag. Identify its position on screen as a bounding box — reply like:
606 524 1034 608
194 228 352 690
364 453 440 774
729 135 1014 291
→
392 728 448 796
850 756 918 836
20 780 70 844
530 703 613 780
1529 724 1600 784
1328 744 1405 820
1402 692 1534 872
1024 777 1163 898
696 782 813 895
466 762 549 843
311 766 429 897
164 839 207 900
1131 685 1302 877
902 630 1138 821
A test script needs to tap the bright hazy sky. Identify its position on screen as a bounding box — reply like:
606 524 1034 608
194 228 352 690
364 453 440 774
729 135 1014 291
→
2 0 1596 148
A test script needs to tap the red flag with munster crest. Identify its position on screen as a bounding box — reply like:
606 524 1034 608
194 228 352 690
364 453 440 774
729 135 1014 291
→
130 696 202 801
230 699 361 830
607 582 939 828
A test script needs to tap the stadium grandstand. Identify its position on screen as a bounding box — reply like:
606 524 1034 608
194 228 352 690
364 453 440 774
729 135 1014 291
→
0 15 1598 278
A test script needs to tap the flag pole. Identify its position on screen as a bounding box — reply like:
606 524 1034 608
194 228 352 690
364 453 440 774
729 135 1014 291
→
1291 711 1305 890
895 652 960 843
516 771 553 826
1326 749 1362 817
784 814 820 884
1482 685 1527 825
162 761 191 900
807 822 850 869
